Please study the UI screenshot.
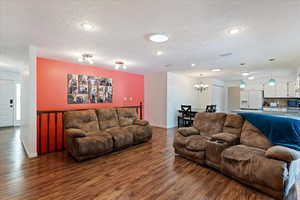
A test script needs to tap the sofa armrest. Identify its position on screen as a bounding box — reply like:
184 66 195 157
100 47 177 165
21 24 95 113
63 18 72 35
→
134 119 149 126
177 127 200 137
265 145 300 162
66 128 87 138
211 133 239 145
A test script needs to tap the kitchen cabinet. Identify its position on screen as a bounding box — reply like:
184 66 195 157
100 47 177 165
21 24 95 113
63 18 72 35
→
276 80 288 97
264 84 277 98
287 81 299 97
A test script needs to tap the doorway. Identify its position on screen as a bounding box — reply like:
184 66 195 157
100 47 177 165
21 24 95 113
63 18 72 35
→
0 80 21 127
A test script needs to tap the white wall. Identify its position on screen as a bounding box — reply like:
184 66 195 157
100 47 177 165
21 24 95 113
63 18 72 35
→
20 46 37 157
144 72 167 128
166 72 201 128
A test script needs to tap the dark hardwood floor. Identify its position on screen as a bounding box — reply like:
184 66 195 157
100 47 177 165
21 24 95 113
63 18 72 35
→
0 127 298 200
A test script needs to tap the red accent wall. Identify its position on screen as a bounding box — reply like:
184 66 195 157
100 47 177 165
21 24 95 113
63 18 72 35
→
37 57 144 110
36 57 144 154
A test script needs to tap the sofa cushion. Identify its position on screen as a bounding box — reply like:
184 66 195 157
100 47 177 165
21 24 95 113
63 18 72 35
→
177 127 200 137
117 108 138 127
124 125 152 144
193 113 226 137
64 110 100 132
265 145 300 162
75 133 113 156
185 135 208 151
96 108 119 130
105 127 134 149
240 121 273 150
223 114 244 136
221 145 288 191
211 133 239 145
134 119 149 126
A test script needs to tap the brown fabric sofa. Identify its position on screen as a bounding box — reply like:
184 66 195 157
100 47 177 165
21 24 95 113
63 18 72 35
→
65 107 152 161
173 112 300 199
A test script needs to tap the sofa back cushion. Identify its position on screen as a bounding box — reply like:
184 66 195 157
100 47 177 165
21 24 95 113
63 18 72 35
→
64 110 99 132
240 120 273 150
96 108 119 130
223 114 244 136
117 108 137 127
193 113 227 137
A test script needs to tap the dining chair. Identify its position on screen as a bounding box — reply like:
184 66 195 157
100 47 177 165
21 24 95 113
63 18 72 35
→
206 105 217 113
178 105 193 128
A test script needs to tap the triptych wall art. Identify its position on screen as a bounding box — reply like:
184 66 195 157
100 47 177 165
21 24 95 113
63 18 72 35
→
67 74 113 104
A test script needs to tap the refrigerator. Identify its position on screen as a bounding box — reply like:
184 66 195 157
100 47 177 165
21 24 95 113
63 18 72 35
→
240 90 263 110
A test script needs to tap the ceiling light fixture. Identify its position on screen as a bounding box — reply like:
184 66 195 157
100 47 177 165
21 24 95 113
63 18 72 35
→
211 68 221 72
240 63 246 66
242 72 250 76
80 22 96 32
115 61 127 70
78 53 94 64
227 27 242 35
191 63 196 67
149 33 169 43
194 74 209 92
248 76 255 80
156 51 163 56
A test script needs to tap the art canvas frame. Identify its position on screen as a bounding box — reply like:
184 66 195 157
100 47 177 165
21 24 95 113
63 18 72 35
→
67 74 113 104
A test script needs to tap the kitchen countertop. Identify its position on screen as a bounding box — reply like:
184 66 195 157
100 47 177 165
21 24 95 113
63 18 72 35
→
231 109 300 119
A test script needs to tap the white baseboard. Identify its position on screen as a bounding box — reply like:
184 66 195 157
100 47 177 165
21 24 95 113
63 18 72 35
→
21 140 37 158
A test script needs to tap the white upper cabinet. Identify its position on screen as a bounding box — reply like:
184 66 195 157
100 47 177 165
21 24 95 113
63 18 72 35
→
276 80 288 97
264 84 277 98
287 81 299 97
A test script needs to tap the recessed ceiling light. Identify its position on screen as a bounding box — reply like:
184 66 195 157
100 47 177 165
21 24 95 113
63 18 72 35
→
248 76 255 80
149 34 169 43
226 26 244 36
242 72 250 76
211 68 221 72
156 51 163 56
80 22 95 32
191 63 196 67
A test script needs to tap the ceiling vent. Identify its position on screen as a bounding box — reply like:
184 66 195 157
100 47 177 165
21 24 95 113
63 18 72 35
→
219 53 233 57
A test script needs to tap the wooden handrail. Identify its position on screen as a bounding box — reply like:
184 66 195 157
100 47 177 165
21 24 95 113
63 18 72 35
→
37 104 143 114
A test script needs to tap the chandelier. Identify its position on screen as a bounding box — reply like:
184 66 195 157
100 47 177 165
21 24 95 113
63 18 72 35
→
193 82 209 92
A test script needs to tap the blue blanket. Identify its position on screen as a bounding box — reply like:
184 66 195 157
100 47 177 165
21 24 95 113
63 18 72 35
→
238 113 300 151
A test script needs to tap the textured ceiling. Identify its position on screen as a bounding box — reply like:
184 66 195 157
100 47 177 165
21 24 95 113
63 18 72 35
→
1 0 300 80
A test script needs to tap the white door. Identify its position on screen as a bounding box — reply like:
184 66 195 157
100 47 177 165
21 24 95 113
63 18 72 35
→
0 80 15 127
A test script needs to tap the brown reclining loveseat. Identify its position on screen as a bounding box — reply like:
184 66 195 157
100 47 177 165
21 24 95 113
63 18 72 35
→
64 107 152 161
173 112 300 199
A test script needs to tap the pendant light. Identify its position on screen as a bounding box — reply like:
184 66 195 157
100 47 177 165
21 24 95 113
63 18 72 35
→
268 78 276 86
240 80 246 88
268 73 276 86
268 58 276 86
